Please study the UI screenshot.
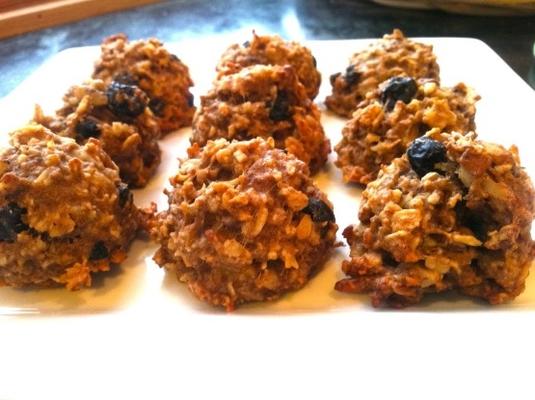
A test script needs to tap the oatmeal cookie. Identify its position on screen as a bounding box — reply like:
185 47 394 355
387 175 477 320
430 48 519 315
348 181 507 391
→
93 33 195 133
191 64 330 174
0 124 140 290
336 131 535 307
335 77 479 184
325 29 440 118
152 137 338 311
34 79 161 188
216 32 321 100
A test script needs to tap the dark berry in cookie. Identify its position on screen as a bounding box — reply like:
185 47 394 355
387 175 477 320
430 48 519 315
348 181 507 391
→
148 98 166 117
75 117 101 139
106 81 147 118
303 198 336 223
113 71 140 86
269 90 291 121
117 183 132 208
89 241 109 261
380 76 418 111
407 136 447 177
344 65 360 87
0 203 28 243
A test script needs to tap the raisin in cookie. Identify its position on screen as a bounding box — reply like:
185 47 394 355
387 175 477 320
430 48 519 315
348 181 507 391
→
35 79 161 188
0 124 140 290
192 64 330 174
152 137 338 311
326 29 440 118
335 131 535 307
216 32 321 100
93 33 195 133
335 77 479 184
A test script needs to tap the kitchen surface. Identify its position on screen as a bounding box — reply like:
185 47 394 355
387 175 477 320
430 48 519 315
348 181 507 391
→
1 0 535 98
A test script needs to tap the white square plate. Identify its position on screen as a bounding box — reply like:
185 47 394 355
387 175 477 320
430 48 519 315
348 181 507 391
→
1 37 535 399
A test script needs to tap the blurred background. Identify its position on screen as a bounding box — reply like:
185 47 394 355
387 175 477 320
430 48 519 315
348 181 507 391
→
1 0 534 97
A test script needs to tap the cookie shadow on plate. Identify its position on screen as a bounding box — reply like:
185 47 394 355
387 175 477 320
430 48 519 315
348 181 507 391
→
0 239 156 317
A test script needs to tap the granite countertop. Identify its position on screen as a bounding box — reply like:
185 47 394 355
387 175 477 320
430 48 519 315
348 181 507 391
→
0 0 534 98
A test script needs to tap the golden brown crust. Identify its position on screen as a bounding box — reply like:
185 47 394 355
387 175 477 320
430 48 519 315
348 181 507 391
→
335 131 535 307
216 32 321 100
34 79 161 188
192 64 330 174
326 29 440 118
93 33 195 133
0 124 140 289
151 137 338 310
335 79 479 184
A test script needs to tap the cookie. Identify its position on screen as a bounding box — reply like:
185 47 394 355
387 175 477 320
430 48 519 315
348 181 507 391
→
93 33 195 133
216 32 321 99
151 137 338 311
34 79 161 188
335 131 535 307
326 29 440 118
192 64 330 174
0 124 140 290
335 78 479 184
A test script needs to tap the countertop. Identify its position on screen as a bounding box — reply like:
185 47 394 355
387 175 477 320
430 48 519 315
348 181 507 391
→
1 0 534 98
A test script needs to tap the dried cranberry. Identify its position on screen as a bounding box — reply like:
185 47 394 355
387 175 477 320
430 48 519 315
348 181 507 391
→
0 203 28 243
117 183 132 208
407 137 447 177
303 198 335 223
89 241 109 260
148 98 165 117
380 76 417 111
454 203 487 241
75 117 101 139
344 65 360 86
106 81 147 118
113 71 139 86
269 90 291 121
